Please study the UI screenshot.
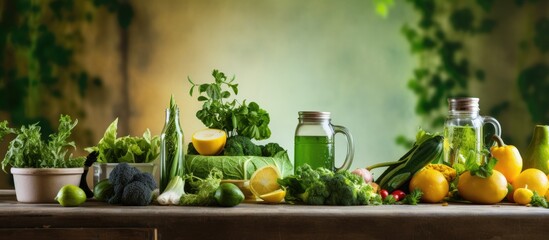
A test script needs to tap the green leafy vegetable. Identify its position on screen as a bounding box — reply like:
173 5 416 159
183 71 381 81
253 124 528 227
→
85 118 160 163
185 151 292 180
458 149 497 178
0 115 85 171
383 195 398 205
530 191 548 208
401 188 423 205
180 168 223 206
188 69 271 140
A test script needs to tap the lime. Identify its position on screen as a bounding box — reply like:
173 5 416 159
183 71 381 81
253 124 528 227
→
55 184 87 207
214 183 244 207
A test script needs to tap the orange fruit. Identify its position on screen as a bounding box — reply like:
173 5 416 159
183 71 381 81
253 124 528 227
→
409 169 449 203
512 168 549 197
191 129 227 156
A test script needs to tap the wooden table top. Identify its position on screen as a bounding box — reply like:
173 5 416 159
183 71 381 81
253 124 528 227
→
1 190 548 240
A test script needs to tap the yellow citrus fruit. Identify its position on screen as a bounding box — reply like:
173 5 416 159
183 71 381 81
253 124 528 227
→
513 187 533 205
191 129 227 156
457 170 508 204
249 165 281 197
512 168 549 197
259 189 286 203
409 169 449 203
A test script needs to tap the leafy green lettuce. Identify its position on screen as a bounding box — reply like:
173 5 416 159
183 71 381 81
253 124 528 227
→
1 115 85 170
85 118 160 163
185 151 292 180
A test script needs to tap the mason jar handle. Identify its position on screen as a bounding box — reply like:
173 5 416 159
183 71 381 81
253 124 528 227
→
482 116 501 137
332 125 354 172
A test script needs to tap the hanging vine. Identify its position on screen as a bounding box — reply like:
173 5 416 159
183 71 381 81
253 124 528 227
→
385 0 549 147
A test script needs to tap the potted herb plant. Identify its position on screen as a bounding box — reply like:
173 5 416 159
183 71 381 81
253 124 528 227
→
0 115 86 203
85 118 160 186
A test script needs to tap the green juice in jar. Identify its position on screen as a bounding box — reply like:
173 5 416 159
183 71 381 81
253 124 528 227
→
294 136 334 172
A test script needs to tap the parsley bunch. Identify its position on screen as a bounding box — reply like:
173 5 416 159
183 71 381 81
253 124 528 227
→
188 69 271 140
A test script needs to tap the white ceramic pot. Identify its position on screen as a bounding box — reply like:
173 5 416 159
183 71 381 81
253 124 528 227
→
11 168 84 203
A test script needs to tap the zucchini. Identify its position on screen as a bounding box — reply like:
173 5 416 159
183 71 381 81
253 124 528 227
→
370 131 443 193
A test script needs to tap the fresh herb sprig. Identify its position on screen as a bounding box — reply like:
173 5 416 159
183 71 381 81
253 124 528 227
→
530 192 548 208
401 188 423 205
188 69 271 140
0 115 85 171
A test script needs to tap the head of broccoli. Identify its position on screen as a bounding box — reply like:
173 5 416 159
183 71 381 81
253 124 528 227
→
261 142 285 157
108 163 157 206
278 164 381 206
223 135 262 156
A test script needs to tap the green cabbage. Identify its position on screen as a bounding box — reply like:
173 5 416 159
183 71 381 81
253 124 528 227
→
185 151 293 180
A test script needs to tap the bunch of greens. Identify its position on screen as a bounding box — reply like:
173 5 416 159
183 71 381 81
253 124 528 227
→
188 69 271 140
85 118 160 164
0 115 85 171
180 168 223 206
278 164 382 206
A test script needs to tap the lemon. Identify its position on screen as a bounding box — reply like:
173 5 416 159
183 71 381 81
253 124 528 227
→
249 165 282 197
513 187 533 205
512 168 549 197
214 183 245 207
259 189 286 203
192 129 227 156
55 184 87 207
409 169 449 203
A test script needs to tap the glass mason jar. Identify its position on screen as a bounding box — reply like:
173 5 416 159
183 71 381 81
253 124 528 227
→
443 98 501 165
294 111 354 173
160 107 185 192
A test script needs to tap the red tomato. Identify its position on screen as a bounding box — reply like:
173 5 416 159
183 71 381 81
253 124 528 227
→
391 190 406 201
380 189 389 200
390 192 400 201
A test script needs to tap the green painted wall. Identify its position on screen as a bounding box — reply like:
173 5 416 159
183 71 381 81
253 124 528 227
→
115 0 419 173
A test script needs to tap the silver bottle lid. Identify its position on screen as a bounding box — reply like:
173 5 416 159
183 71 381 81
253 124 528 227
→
298 111 331 120
448 97 480 112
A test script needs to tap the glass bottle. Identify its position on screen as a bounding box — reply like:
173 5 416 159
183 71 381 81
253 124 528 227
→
160 107 185 192
443 98 501 165
294 111 354 173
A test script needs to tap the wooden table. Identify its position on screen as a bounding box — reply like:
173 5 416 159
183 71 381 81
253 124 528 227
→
0 190 548 240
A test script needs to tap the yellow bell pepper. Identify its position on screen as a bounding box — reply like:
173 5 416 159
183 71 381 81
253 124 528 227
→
490 135 523 183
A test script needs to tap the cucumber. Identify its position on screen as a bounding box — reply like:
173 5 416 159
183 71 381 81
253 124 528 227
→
373 134 443 193
94 179 114 202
